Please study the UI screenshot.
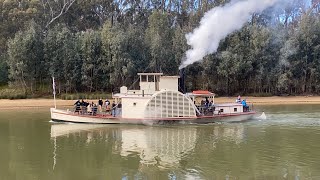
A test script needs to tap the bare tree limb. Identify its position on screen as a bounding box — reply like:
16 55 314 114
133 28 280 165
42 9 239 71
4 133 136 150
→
45 0 76 29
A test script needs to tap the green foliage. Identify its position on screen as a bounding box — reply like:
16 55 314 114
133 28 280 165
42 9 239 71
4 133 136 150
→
0 87 27 99
0 54 8 85
145 11 176 74
80 30 104 92
7 20 44 93
59 93 112 100
1 0 320 98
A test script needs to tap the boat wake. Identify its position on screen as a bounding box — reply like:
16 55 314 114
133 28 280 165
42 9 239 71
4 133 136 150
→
254 112 267 121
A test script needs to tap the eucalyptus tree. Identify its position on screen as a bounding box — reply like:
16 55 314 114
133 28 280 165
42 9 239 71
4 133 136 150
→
7 21 44 93
44 24 69 93
80 30 104 92
0 54 8 86
0 0 43 53
289 12 320 93
145 11 176 74
60 27 82 93
125 25 150 84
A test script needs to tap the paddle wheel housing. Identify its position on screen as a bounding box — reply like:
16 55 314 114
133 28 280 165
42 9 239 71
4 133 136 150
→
144 90 197 119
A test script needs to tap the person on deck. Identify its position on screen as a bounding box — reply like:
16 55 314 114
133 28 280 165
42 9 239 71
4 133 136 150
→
112 101 116 117
242 99 249 112
87 103 92 115
92 104 98 115
205 97 210 107
80 99 86 114
74 100 81 113
98 98 103 112
236 95 241 103
209 100 213 107
105 99 110 114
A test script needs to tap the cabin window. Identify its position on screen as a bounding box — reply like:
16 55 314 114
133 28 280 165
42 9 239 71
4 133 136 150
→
220 109 224 113
234 108 237 112
141 75 147 82
133 102 137 106
149 75 155 82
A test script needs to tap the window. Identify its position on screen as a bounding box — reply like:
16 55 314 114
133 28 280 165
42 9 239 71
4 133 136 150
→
220 109 224 113
234 108 237 112
149 75 155 82
141 75 147 82
133 103 137 106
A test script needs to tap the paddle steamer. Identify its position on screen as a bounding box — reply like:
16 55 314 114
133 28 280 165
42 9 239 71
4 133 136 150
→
51 73 256 124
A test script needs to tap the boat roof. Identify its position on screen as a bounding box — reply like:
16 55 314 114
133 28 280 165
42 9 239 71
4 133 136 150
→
186 90 215 97
161 76 180 78
112 93 152 99
137 73 163 76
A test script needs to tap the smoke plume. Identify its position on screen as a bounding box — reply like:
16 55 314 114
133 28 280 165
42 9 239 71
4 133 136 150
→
179 0 278 69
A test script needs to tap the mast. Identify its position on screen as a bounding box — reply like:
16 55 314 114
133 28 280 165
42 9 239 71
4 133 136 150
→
52 77 57 109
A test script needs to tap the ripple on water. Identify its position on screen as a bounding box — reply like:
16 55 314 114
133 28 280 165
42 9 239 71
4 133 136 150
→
248 111 320 128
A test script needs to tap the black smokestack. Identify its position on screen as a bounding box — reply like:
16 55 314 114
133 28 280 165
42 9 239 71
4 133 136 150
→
179 68 186 93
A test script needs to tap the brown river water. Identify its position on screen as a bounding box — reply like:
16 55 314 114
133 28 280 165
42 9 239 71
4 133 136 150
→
0 104 320 180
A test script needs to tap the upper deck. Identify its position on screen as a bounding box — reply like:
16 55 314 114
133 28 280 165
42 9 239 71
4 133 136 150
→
113 73 180 98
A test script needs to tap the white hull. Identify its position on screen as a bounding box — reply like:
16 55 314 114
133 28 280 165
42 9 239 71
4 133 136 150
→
50 108 122 124
199 113 255 123
50 108 256 124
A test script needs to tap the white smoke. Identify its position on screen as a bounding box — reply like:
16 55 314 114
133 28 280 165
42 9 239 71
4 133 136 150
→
179 0 279 69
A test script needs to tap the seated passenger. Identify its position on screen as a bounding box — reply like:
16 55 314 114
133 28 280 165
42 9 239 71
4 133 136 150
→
205 97 210 107
87 103 92 115
209 100 213 107
92 104 98 115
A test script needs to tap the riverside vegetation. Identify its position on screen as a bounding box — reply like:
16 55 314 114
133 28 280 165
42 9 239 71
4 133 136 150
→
0 0 320 99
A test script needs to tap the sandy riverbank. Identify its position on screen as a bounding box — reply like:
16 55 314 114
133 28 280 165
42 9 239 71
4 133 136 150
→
1 96 320 109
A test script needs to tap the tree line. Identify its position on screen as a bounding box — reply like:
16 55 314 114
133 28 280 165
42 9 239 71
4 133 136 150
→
0 0 319 96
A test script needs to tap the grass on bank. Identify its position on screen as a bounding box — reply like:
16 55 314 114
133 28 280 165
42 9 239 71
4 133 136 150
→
0 87 27 99
0 86 112 100
59 93 112 100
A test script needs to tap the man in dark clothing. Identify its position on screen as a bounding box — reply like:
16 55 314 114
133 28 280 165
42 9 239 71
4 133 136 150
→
98 98 103 113
80 99 85 106
80 99 86 114
112 101 116 117
98 99 103 106
205 97 210 107
74 100 81 113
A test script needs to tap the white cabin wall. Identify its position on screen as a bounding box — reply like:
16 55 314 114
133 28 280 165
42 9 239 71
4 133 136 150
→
215 105 243 114
159 77 179 91
122 98 150 118
140 82 156 94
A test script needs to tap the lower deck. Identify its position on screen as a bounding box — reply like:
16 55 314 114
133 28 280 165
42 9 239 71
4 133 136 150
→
50 108 256 124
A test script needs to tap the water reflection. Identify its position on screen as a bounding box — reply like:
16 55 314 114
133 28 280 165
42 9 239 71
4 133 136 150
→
48 119 320 179
50 124 198 168
51 123 111 138
120 126 197 167
2 107 320 179
50 123 247 170
212 124 245 144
